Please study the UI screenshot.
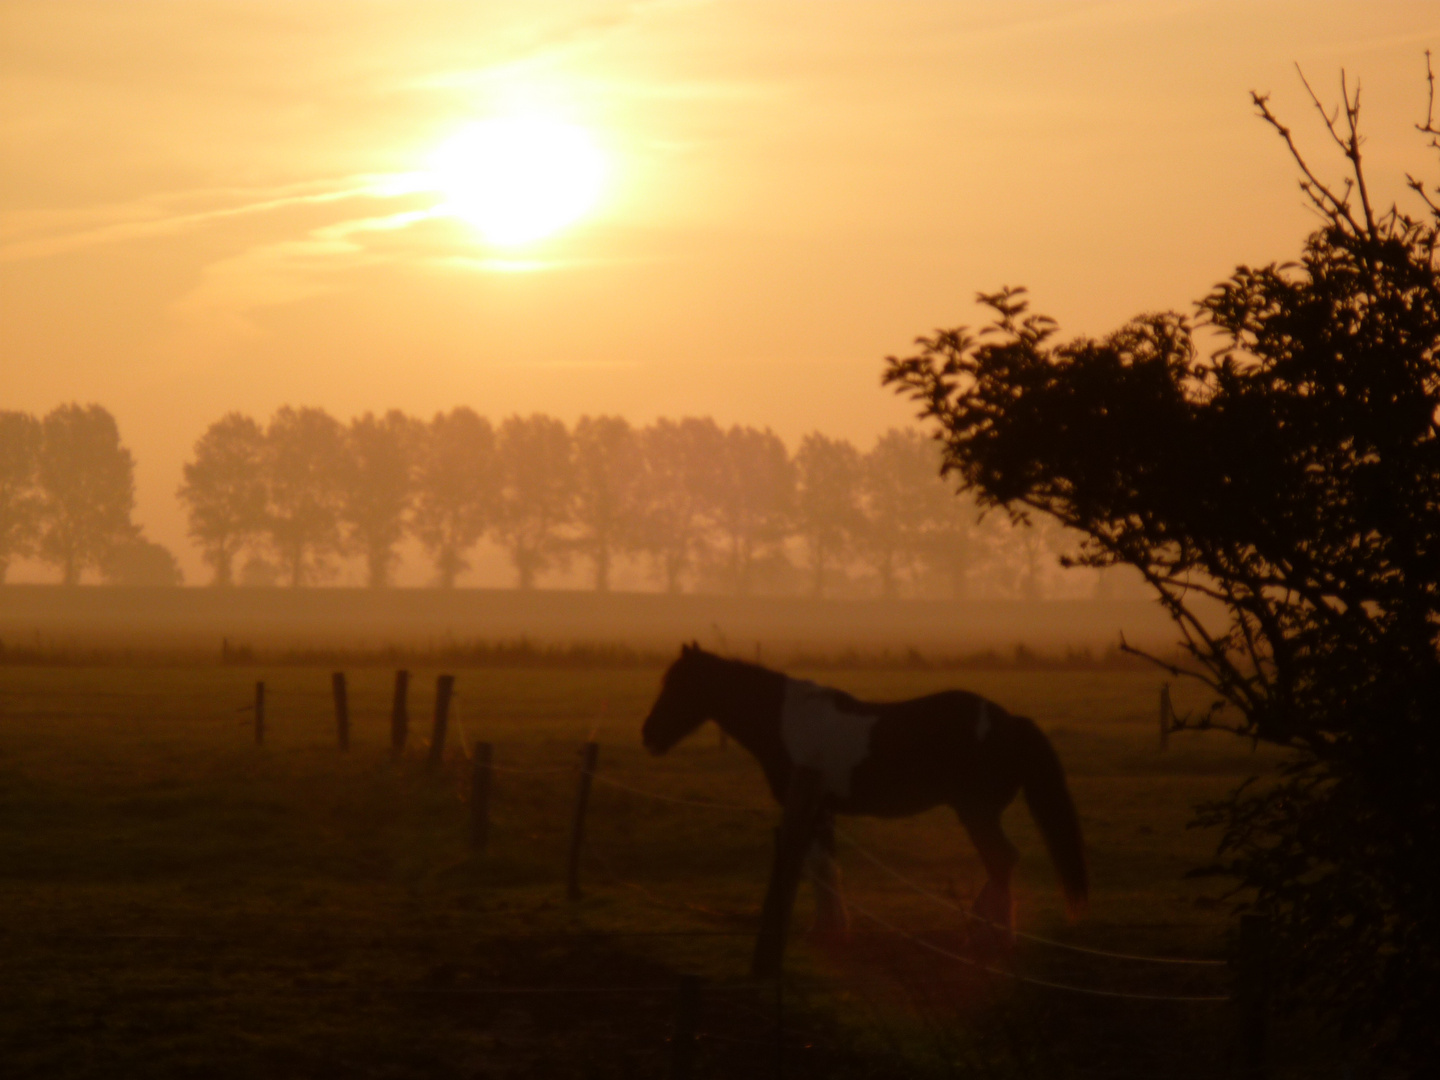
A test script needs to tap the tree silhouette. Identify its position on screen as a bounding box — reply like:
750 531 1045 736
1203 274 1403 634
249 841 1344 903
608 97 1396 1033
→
262 407 348 587
342 410 419 588
238 554 280 587
492 414 574 590
0 410 42 583
178 413 267 586
913 481 993 601
36 404 137 585
634 416 724 593
571 415 642 591
412 407 496 588
1008 514 1073 600
101 537 183 586
708 425 794 595
165 406 1080 596
885 68 1440 1064
857 429 948 598
794 432 863 596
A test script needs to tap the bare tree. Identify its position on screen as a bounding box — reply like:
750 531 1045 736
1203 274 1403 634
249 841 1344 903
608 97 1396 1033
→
492 413 574 589
342 410 420 588
178 413 267 586
634 416 724 593
794 431 863 596
571 415 642 591
412 407 496 588
262 406 348 587
36 404 137 585
0 410 42 583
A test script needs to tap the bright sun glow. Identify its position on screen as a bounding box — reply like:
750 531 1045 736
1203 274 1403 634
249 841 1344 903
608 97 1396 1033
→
428 116 606 247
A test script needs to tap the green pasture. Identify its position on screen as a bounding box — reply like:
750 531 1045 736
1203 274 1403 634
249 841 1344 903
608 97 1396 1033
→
0 665 1297 1078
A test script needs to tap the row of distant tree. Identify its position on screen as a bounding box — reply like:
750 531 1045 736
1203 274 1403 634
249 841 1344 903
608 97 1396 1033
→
178 406 1092 596
1 403 1100 596
0 405 181 586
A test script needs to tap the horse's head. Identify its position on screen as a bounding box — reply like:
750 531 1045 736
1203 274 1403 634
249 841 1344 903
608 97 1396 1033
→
642 642 715 754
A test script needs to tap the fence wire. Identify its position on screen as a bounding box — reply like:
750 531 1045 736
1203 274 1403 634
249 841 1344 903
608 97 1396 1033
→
833 828 1227 967
2 675 1238 1015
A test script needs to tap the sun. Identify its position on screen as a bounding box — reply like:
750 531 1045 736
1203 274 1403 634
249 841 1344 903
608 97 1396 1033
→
428 116 606 247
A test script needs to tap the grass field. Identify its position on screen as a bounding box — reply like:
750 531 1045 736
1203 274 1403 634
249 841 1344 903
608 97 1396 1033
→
0 664 1315 1078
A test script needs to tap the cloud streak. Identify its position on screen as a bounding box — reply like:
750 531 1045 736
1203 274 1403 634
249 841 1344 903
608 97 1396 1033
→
0 177 431 263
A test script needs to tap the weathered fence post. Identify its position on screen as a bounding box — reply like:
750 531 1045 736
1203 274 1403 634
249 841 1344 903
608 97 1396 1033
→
332 672 349 751
390 669 410 759
1159 683 1172 751
1236 912 1271 1079
426 674 455 774
565 741 600 901
752 766 827 979
254 681 265 746
670 974 700 1080
470 741 492 852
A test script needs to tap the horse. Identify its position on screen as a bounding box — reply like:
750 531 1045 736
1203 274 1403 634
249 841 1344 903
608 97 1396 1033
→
641 643 1088 939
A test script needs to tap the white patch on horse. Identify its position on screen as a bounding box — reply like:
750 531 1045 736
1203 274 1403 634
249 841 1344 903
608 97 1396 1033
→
975 700 991 743
780 679 879 798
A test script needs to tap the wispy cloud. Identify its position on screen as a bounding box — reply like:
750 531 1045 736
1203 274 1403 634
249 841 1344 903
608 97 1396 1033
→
166 202 454 334
0 169 459 341
0 177 426 263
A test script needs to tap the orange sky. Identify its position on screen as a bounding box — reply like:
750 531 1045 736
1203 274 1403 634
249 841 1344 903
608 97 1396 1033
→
2 1 1437 583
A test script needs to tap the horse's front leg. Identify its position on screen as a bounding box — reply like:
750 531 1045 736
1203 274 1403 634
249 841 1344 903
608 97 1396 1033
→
806 808 849 940
963 815 1018 950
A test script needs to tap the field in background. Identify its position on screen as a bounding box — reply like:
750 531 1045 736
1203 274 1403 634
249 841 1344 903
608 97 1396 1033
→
0 586 1191 662
0 664 1316 1078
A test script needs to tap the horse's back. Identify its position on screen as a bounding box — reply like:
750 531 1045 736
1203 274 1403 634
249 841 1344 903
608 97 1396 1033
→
842 689 1009 816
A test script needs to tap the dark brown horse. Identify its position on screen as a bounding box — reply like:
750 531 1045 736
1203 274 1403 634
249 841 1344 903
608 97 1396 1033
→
641 644 1087 934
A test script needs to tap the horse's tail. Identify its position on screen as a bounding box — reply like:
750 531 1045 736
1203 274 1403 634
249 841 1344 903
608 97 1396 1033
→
1015 716 1088 918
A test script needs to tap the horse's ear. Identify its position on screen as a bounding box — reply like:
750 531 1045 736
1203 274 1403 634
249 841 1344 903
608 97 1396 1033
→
680 641 694 656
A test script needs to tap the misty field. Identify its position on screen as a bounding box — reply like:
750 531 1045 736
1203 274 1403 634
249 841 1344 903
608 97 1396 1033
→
0 664 1311 1078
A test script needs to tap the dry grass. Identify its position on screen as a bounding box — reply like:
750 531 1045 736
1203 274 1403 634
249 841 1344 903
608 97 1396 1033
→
0 664 1328 1078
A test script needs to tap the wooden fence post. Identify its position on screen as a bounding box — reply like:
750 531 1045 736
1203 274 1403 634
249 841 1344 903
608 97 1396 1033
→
391 669 410 759
254 681 265 746
752 766 826 979
1159 683 1172 751
1236 912 1271 1080
426 674 455 774
670 974 700 1080
565 741 600 901
470 741 492 852
332 672 349 751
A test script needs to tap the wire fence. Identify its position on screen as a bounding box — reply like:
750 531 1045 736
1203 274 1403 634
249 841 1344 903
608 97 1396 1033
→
832 828 1227 967
1 672 1246 1077
2 673 1235 993
574 775 1232 1003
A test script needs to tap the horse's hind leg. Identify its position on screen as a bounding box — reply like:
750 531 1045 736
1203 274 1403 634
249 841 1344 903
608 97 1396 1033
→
962 814 1018 944
806 809 849 939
